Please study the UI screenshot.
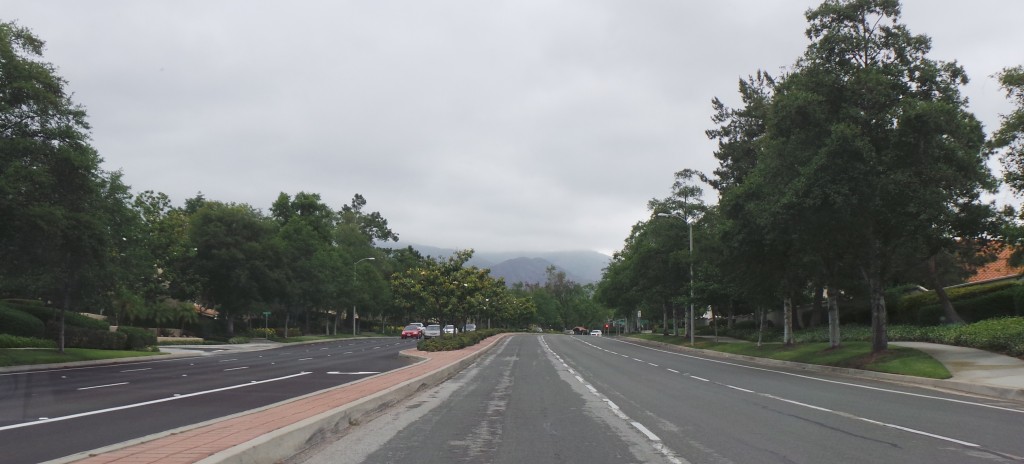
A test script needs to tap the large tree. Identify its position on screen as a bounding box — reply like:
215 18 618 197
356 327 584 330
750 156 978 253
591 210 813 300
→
779 0 991 352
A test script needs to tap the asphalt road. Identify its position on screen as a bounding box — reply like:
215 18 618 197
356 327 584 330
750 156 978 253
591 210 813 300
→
0 337 417 464
297 334 1024 464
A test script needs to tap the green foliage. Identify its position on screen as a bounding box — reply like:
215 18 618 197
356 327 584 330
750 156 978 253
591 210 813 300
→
157 337 205 345
416 329 504 352
117 326 157 350
53 325 127 350
248 328 276 339
951 318 1024 357
0 334 56 348
895 282 1019 325
227 336 251 344
0 306 45 338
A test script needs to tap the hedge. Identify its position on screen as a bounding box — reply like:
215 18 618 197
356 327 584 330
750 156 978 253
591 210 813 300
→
0 334 56 349
417 329 504 352
47 323 127 350
11 304 110 330
0 306 46 338
895 281 1020 325
118 326 158 350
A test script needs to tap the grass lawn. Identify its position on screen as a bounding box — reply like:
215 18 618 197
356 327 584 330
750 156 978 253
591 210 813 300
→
0 348 166 367
629 334 951 379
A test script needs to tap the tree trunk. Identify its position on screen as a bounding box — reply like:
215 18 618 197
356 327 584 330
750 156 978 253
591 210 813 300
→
826 285 841 348
865 270 889 353
810 285 824 328
662 302 669 335
756 306 765 348
928 255 965 324
673 305 679 336
727 300 735 329
782 296 795 346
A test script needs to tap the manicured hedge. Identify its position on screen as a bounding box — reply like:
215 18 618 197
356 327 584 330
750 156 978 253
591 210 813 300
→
49 324 127 350
0 334 56 349
118 326 158 350
894 281 1019 325
416 329 504 352
0 306 46 338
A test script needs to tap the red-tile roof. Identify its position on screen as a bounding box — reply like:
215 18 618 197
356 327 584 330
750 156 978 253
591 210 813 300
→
966 247 1024 283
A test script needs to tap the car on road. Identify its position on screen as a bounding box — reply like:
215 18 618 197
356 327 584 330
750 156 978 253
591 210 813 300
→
443 324 457 335
589 329 602 337
401 324 423 339
463 323 477 332
422 324 442 339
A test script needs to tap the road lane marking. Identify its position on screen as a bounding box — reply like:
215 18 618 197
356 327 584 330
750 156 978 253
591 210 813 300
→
77 382 128 390
541 336 685 464
326 371 380 375
0 372 312 431
217 358 238 363
667 368 680 374
612 338 1024 414
119 368 151 373
691 376 709 382
726 385 754 393
648 363 659 367
224 367 249 371
298 358 313 361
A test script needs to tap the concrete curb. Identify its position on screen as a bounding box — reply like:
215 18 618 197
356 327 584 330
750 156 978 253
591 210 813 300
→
624 338 1024 403
195 336 506 464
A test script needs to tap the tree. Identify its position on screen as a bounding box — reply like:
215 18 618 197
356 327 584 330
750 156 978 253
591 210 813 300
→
781 0 992 352
990 67 1024 193
0 22 127 351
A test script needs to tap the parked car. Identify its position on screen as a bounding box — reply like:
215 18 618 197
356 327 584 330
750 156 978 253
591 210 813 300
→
463 323 477 332
443 324 457 335
589 329 602 337
401 324 423 339
422 324 442 339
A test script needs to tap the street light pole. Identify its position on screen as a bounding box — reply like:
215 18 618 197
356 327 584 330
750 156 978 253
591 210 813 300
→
353 257 375 337
658 212 695 346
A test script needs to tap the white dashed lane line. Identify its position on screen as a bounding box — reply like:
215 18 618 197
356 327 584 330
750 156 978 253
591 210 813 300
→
572 336 988 449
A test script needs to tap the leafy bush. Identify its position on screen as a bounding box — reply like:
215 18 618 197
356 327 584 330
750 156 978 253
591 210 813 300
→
54 325 127 350
417 329 504 352
950 318 1024 357
248 328 275 339
0 334 56 349
118 326 157 350
228 336 251 344
896 282 1020 325
275 328 302 338
0 306 46 338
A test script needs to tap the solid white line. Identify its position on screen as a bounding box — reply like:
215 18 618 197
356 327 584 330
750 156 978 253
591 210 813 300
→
691 376 709 382
631 421 661 441
77 382 128 391
119 368 151 373
0 372 311 431
760 393 833 413
223 367 249 371
859 417 979 447
613 339 1024 414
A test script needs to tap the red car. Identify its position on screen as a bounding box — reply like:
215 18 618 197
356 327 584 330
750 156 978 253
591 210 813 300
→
401 324 423 339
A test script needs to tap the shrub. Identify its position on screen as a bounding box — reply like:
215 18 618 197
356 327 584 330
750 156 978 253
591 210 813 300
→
0 307 46 338
54 325 127 350
228 336 251 344
0 334 56 348
417 329 504 352
118 326 158 350
248 328 275 339
896 282 1020 325
275 328 302 338
952 317 1024 357
157 337 205 345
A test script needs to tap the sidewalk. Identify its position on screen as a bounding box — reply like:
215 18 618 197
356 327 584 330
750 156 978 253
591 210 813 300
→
891 341 1024 391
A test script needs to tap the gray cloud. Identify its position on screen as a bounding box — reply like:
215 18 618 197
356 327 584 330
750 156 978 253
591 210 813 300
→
7 0 1023 255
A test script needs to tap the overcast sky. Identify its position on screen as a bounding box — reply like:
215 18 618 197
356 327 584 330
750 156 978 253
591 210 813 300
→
6 1 1024 255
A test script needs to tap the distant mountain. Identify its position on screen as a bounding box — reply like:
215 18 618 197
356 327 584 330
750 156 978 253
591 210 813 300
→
383 244 610 285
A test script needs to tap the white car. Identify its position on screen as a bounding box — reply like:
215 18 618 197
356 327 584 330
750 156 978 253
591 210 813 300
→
589 329 602 337
443 324 457 334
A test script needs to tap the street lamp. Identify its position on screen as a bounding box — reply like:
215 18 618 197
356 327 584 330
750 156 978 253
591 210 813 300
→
353 257 375 337
657 212 694 346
